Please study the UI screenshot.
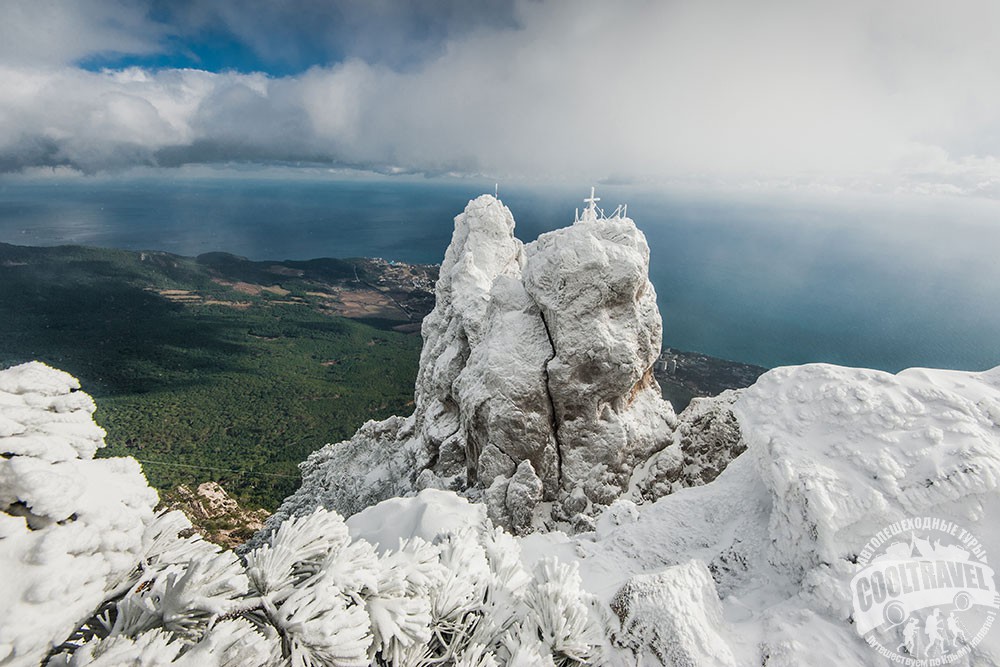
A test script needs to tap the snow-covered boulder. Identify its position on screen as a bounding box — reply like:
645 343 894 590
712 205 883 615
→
0 361 159 667
258 194 678 539
739 364 1000 583
610 560 737 666
484 460 545 535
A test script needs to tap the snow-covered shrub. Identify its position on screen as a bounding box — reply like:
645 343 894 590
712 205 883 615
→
46 504 603 667
0 362 159 667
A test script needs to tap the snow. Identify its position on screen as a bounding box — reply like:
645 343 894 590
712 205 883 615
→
345 488 489 553
516 362 1000 665
0 362 158 667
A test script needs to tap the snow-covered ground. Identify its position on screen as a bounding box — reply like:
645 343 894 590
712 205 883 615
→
348 363 1000 665
3 355 1000 665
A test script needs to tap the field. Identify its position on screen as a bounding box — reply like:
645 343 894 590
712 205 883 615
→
0 243 435 510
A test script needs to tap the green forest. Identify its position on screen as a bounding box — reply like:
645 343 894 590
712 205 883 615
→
0 243 426 510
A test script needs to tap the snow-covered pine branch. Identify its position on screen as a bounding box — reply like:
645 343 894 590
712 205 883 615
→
51 505 603 667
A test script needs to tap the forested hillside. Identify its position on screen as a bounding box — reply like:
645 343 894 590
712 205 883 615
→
0 242 434 509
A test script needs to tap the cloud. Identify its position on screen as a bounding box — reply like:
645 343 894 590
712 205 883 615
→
0 0 163 66
2 0 1000 194
152 0 520 71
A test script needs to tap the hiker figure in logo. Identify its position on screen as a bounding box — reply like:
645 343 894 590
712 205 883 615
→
899 617 920 656
925 608 945 656
947 611 967 648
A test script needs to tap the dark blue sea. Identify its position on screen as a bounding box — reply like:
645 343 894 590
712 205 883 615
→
2 175 998 373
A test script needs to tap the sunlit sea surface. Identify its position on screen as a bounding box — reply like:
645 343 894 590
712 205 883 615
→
2 176 998 372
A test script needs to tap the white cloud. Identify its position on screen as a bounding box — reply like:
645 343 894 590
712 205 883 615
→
2 0 1000 194
0 0 163 66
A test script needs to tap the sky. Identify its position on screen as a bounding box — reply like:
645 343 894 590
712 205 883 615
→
2 0 1000 195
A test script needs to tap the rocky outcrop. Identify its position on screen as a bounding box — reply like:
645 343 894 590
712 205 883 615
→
610 560 737 666
258 194 678 539
523 212 675 505
632 390 744 503
166 481 270 549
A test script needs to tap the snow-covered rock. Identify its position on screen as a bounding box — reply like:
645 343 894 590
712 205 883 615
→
532 362 1000 665
632 390 744 503
484 460 545 535
0 362 158 667
610 560 736 666
523 212 674 505
739 364 1000 585
257 194 678 540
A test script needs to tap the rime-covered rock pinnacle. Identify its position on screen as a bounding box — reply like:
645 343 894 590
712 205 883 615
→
257 193 678 537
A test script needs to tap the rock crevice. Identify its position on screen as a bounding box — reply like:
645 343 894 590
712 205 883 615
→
533 298 563 488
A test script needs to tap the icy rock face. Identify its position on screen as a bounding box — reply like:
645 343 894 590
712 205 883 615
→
278 414 427 522
455 275 559 494
0 361 159 667
565 363 1000 665
523 214 675 504
261 194 676 537
414 196 528 486
633 390 744 503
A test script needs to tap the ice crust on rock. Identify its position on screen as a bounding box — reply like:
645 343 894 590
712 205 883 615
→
610 560 737 666
630 389 744 503
257 194 678 540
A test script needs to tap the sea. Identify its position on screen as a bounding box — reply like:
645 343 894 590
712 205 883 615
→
2 174 999 373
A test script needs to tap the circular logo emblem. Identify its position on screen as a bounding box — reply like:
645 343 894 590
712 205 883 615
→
851 517 999 665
